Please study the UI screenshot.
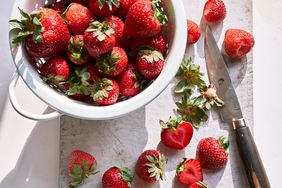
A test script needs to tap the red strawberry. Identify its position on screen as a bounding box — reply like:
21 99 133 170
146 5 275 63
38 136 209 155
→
65 82 87 99
187 20 201 45
68 35 91 65
70 0 88 5
89 0 120 17
118 64 142 97
136 49 164 80
190 182 208 188
115 0 138 17
68 150 97 187
84 20 116 57
130 33 166 55
160 116 193 150
102 166 134 188
10 8 70 58
136 150 166 183
91 78 119 105
176 158 203 186
64 3 94 35
52 0 68 14
197 136 229 170
96 47 128 76
41 56 70 85
224 29 255 59
203 0 226 24
124 0 168 37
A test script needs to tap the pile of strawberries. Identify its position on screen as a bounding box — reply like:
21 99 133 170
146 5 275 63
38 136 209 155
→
10 0 168 106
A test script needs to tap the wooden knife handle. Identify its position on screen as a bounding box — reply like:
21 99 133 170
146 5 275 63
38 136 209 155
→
233 119 271 188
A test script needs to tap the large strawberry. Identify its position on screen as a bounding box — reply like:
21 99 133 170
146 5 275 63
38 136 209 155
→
136 49 164 80
160 116 194 150
64 3 94 35
10 8 70 58
196 136 229 170
102 166 134 188
96 47 128 76
68 150 97 187
89 0 120 17
124 0 168 37
176 158 203 186
115 0 139 17
68 35 91 65
187 20 201 45
203 0 226 24
136 149 166 183
84 20 116 57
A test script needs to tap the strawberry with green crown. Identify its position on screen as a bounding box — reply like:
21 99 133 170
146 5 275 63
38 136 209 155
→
89 0 120 17
68 35 91 65
102 166 134 188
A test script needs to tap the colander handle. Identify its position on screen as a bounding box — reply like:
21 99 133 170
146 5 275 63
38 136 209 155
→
9 72 63 121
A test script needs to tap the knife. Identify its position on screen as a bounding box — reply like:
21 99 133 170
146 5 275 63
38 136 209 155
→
204 25 271 188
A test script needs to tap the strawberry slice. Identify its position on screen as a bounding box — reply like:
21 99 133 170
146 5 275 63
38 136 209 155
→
176 158 203 185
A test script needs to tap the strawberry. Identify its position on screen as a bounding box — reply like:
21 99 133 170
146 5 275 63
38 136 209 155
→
96 47 128 76
187 20 201 45
70 0 88 5
130 33 166 55
224 29 255 59
91 78 119 105
68 35 91 65
115 0 138 17
84 20 116 57
176 158 203 186
89 0 120 17
190 182 208 188
118 64 142 97
10 8 70 58
102 166 134 188
203 0 226 24
136 150 166 183
41 56 70 85
136 49 164 80
160 116 193 150
124 0 168 37
64 3 94 35
196 136 229 170
52 0 68 14
68 150 97 188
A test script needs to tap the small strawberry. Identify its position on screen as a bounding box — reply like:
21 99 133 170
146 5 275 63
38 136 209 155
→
190 182 208 188
68 150 97 188
65 82 88 99
203 0 226 24
96 47 128 76
136 49 164 80
70 0 88 5
187 20 201 45
118 64 142 97
91 78 119 105
197 136 229 170
68 35 91 65
160 116 193 150
176 158 203 186
84 20 116 57
64 3 94 35
130 33 166 55
224 29 255 59
124 0 168 37
136 150 166 183
102 166 134 188
10 8 70 58
52 0 68 14
115 0 138 17
89 0 120 17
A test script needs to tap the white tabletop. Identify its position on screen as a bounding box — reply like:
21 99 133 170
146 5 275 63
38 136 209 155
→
0 0 281 187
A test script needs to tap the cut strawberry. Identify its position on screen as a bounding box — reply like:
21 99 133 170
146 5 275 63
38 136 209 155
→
176 158 203 185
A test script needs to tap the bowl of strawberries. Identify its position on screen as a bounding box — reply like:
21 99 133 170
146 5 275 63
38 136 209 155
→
8 0 187 120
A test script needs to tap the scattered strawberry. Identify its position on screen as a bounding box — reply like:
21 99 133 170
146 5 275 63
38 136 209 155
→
64 3 94 35
118 64 142 97
68 35 91 65
96 47 128 76
89 0 120 17
70 0 88 5
197 136 229 170
136 49 164 80
160 116 193 150
190 182 208 188
203 0 226 24
84 20 116 57
224 29 255 59
10 8 70 58
187 20 201 44
136 150 166 183
115 0 138 17
68 150 97 188
176 158 203 186
124 0 168 37
102 166 134 188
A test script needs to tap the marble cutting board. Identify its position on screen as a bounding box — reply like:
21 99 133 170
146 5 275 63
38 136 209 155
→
59 0 253 187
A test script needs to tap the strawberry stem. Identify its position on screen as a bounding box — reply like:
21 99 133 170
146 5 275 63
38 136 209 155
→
217 136 229 150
